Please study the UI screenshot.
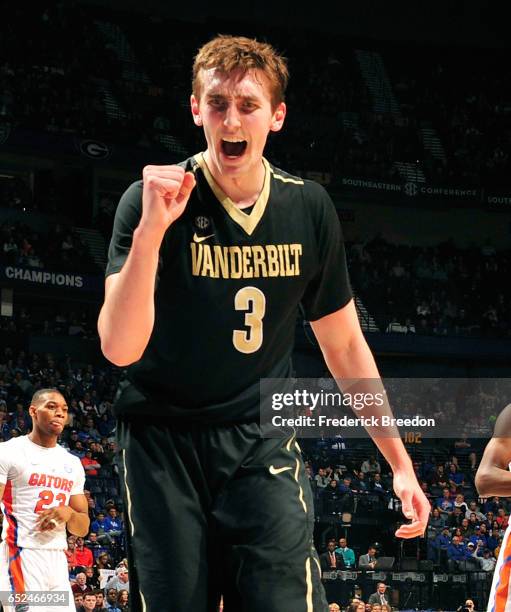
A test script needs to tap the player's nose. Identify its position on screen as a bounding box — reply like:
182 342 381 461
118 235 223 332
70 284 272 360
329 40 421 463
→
223 105 241 129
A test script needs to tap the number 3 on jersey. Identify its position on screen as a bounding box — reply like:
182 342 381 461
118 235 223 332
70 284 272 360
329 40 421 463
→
233 286 266 354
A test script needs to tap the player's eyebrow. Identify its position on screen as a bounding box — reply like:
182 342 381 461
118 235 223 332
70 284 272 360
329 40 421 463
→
206 92 259 103
46 400 68 409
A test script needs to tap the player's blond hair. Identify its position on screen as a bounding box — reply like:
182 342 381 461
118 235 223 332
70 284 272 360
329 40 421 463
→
192 35 289 109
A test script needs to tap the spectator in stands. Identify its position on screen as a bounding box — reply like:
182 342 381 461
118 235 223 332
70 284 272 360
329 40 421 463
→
71 440 86 459
103 507 124 543
483 510 495 530
430 464 448 488
419 480 433 504
496 507 509 529
0 411 10 440
91 512 110 545
453 493 468 513
337 476 355 512
489 521 503 548
360 456 380 475
466 500 486 522
368 583 389 606
353 470 369 493
428 525 451 565
98 412 115 438
429 507 446 533
459 517 472 538
359 545 378 570
446 506 464 529
371 473 390 505
477 548 497 572
483 496 501 515
467 512 480 531
456 599 476 612
74 592 85 611
82 593 97 612
328 604 341 612
315 467 330 489
105 589 121 611
469 525 489 548
72 572 91 595
66 535 79 574
82 416 101 440
93 590 107 611
96 552 114 571
105 566 129 593
75 536 94 568
320 540 346 571
81 448 101 477
102 441 117 466
465 540 481 562
116 590 128 611
84 565 100 590
68 429 80 451
85 532 104 559
436 487 454 517
448 464 465 489
84 490 96 520
335 537 356 569
447 535 471 570
324 478 342 514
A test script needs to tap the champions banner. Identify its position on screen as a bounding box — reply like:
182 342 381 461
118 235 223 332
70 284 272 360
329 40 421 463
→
0 264 103 293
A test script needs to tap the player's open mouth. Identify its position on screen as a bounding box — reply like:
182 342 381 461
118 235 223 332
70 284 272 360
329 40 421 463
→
221 138 247 158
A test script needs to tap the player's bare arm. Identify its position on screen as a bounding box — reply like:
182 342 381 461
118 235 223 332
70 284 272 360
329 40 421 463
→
475 403 511 497
35 493 90 537
0 482 4 503
98 165 195 366
311 298 431 538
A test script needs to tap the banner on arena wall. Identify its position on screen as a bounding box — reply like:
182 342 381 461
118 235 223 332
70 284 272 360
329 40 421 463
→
339 177 481 202
0 264 103 293
485 192 511 210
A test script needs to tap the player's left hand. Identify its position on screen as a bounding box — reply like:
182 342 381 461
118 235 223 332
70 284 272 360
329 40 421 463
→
392 468 431 538
35 506 73 531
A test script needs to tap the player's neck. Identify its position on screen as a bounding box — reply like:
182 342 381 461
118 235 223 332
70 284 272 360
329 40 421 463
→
203 150 265 206
28 431 58 448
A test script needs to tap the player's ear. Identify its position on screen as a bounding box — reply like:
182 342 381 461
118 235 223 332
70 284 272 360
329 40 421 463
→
190 95 202 126
270 102 286 132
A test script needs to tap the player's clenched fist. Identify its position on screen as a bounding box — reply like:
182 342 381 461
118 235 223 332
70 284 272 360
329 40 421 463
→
140 165 196 239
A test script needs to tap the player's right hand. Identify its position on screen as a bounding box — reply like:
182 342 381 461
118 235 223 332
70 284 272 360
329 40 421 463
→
139 165 196 239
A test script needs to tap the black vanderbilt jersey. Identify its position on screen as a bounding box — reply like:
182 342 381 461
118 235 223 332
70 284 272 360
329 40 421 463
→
106 154 352 421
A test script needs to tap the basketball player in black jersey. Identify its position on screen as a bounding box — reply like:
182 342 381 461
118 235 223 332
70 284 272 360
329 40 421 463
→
98 35 429 612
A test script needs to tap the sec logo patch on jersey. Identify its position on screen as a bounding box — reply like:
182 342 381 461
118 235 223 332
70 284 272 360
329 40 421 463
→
195 216 211 230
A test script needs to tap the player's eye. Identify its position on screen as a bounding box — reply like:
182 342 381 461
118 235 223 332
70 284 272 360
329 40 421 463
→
209 98 226 110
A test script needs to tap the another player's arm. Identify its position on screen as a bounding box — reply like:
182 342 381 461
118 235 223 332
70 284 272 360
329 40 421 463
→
0 482 4 502
98 166 195 366
475 404 511 497
311 299 430 538
35 493 90 536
